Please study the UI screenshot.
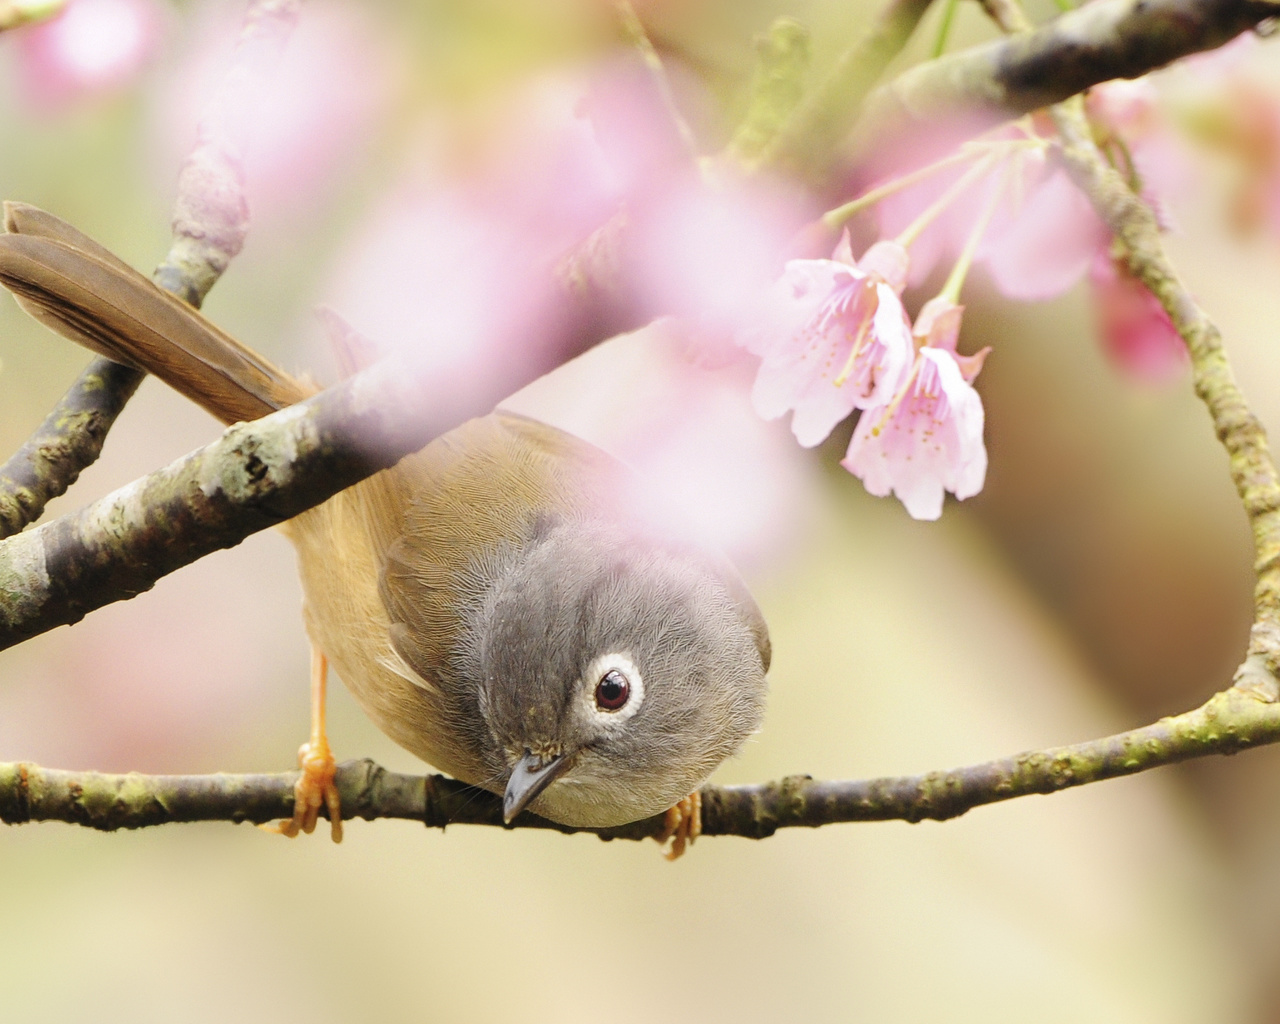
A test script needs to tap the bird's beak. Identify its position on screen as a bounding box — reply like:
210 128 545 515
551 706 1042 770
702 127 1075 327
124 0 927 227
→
503 750 570 824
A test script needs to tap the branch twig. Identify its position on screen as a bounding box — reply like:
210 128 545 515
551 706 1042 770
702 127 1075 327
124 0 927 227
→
0 358 143 539
153 0 302 304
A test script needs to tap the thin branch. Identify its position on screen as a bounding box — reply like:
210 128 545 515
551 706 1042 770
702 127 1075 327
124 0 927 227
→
615 1 700 159
1050 98 1280 663
0 359 143 539
0 0 64 33
849 0 1280 168
0 0 303 536
6 678 1280 837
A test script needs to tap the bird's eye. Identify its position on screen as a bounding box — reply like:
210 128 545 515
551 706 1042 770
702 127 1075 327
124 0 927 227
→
594 669 630 712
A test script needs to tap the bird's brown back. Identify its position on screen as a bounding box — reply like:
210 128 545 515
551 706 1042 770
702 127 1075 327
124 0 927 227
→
379 412 632 687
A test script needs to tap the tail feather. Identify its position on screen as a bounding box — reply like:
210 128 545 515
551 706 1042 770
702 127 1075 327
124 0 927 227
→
0 202 312 426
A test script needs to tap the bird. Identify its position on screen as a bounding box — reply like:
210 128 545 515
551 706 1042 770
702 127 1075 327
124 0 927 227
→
0 202 771 855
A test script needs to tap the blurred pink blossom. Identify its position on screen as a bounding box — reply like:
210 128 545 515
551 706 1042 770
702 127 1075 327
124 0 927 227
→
503 322 816 572
320 60 710 421
151 0 398 229
842 296 988 521
980 159 1110 301
1088 251 1187 385
13 0 164 108
323 179 569 430
1185 76 1280 238
578 53 694 202
578 51 813 340
628 171 810 340
738 235 913 448
873 84 1189 300
472 71 625 252
876 144 1110 299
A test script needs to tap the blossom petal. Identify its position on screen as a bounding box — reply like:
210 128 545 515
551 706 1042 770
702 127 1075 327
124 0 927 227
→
841 348 987 521
982 169 1109 301
739 259 855 358
739 246 915 448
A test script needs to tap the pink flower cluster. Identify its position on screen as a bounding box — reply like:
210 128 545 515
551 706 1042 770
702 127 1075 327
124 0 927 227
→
741 235 914 447
843 296 988 521
743 234 988 520
734 77 1196 520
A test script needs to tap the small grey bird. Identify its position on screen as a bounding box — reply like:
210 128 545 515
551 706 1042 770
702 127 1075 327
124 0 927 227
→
0 202 771 847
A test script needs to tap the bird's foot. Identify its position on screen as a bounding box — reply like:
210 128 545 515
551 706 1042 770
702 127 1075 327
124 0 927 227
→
656 791 701 860
261 737 343 843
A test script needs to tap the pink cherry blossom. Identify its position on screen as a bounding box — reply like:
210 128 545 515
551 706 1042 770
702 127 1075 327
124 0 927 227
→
13 0 164 108
741 236 914 448
1088 251 1187 385
1184 75 1280 238
628 171 810 340
841 296 988 521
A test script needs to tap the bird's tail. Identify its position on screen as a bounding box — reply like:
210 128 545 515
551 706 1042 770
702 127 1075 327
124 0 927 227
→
0 202 312 425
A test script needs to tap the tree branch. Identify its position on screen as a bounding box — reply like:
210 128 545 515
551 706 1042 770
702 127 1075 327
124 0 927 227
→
6 677 1280 838
0 358 143 539
849 0 1280 167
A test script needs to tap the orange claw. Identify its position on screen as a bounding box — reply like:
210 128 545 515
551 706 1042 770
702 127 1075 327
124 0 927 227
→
656 791 701 861
261 648 343 842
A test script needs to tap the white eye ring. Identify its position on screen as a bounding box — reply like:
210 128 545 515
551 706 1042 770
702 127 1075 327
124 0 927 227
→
582 652 644 727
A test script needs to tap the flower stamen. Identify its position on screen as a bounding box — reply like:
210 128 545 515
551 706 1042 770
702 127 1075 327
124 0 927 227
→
829 280 880 386
871 355 924 436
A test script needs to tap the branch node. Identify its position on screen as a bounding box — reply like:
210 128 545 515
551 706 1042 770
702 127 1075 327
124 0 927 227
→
1233 651 1280 703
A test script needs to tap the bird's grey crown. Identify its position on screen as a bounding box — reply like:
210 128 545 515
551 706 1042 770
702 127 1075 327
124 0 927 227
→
459 515 769 826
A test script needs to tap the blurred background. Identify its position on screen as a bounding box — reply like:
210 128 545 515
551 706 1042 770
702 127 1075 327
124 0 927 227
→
0 0 1278 1020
